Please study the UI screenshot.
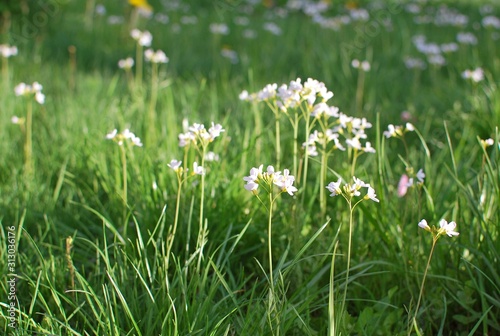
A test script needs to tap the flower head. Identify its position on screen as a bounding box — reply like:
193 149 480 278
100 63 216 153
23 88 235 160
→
438 219 459 237
167 159 183 172
418 218 459 238
106 128 142 147
130 29 152 47
14 82 45 105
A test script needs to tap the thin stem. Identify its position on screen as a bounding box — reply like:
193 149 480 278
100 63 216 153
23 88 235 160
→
301 108 311 204
147 62 159 145
268 192 274 289
341 200 354 322
135 43 143 88
275 117 281 170
196 149 206 270
292 113 299 179
355 70 365 115
410 237 437 335
329 241 339 336
24 99 33 177
121 145 128 237
350 150 358 177
267 191 275 332
2 57 8 87
320 147 328 219
166 175 183 270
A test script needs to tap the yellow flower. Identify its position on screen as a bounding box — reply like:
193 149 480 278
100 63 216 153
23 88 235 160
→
129 0 152 11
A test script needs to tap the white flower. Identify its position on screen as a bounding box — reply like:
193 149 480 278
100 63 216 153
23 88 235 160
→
131 29 152 47
405 123 415 131
118 57 134 69
209 23 230 35
168 160 182 172
326 178 342 197
416 169 425 183
145 49 169 64
35 92 45 105
362 141 376 153
193 162 205 175
0 44 18 58
106 128 142 147
462 68 484 83
480 138 495 148
365 187 379 202
439 219 459 237
208 123 225 140
14 82 45 104
274 169 297 196
418 219 431 231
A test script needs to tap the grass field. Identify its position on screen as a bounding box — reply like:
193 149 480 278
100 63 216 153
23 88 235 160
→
0 0 499 335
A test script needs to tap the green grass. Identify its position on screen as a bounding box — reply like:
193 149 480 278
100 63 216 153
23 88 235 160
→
1 0 499 335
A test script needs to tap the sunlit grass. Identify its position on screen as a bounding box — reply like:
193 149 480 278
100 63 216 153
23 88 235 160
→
1 0 499 335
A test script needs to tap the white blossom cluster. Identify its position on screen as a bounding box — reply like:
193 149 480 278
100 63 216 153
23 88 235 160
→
178 122 225 147
15 82 45 105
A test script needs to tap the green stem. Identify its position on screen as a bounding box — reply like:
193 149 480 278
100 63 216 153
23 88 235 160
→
147 62 159 145
2 57 8 87
301 109 311 204
197 150 206 270
275 117 281 170
355 70 365 115
292 113 299 179
121 145 128 237
268 192 274 289
329 241 339 336
410 237 437 335
341 200 354 322
351 150 358 177
135 43 143 88
320 144 328 219
166 175 183 270
24 99 33 177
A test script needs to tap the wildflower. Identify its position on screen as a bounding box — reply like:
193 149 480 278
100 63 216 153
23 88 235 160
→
274 169 298 196
456 32 477 45
167 159 183 172
106 128 143 147
418 218 459 238
209 23 230 35
0 44 18 58
208 123 225 140
462 68 484 83
263 22 282 35
326 178 342 197
118 57 134 69
144 49 169 63
364 187 379 202
14 82 45 105
480 138 494 148
351 59 371 71
438 219 459 237
11 116 24 125
193 162 205 175
397 174 410 197
243 165 296 196
418 219 431 231
130 29 153 47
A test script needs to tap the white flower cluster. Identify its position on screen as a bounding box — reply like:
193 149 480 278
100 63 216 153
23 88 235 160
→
106 129 143 147
14 82 45 105
0 44 18 58
130 29 153 47
351 59 370 72
118 57 134 69
240 78 333 110
419 219 459 238
383 123 415 138
178 122 225 147
461 67 484 83
326 176 379 202
241 78 375 155
243 165 298 196
167 159 205 176
209 23 230 35
145 49 169 64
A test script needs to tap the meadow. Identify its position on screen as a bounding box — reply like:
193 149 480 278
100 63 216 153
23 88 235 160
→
0 0 499 335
